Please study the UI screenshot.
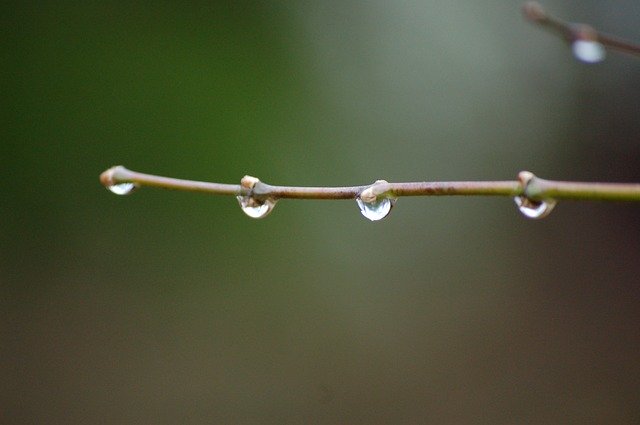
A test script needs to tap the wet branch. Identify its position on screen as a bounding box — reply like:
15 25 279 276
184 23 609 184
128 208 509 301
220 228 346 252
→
100 166 640 203
523 1 640 59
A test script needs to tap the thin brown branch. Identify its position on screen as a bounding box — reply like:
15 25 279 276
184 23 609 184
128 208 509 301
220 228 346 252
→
100 166 640 203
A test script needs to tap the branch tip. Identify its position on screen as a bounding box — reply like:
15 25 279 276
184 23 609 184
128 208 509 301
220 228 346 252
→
360 180 391 203
522 1 546 22
100 165 134 188
100 166 121 187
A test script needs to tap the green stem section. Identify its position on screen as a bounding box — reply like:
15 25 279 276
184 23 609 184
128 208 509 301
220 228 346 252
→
526 177 640 201
100 166 640 202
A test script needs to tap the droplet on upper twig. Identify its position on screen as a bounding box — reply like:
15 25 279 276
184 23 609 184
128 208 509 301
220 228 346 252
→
572 39 606 63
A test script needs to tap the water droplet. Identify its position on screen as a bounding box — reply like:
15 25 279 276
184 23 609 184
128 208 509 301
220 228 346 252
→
237 196 277 219
514 196 556 219
356 197 394 221
107 182 138 195
572 40 606 63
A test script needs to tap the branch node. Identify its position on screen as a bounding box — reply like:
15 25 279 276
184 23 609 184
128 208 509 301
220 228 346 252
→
518 170 542 199
518 170 553 205
573 24 598 42
360 180 392 203
240 175 260 189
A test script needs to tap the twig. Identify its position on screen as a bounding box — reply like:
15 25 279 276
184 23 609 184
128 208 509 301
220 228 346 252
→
523 1 640 59
100 166 640 203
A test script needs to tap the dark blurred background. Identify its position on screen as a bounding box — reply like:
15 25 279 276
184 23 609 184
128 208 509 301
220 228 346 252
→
3 1 640 423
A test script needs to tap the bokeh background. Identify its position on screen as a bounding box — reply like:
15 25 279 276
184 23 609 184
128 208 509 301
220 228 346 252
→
3 1 640 423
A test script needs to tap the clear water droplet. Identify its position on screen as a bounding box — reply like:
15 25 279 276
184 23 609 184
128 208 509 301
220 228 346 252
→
514 196 556 219
107 182 138 195
572 40 606 63
237 196 276 219
356 197 394 221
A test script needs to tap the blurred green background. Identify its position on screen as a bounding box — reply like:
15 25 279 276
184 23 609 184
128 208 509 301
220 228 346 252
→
3 1 640 423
